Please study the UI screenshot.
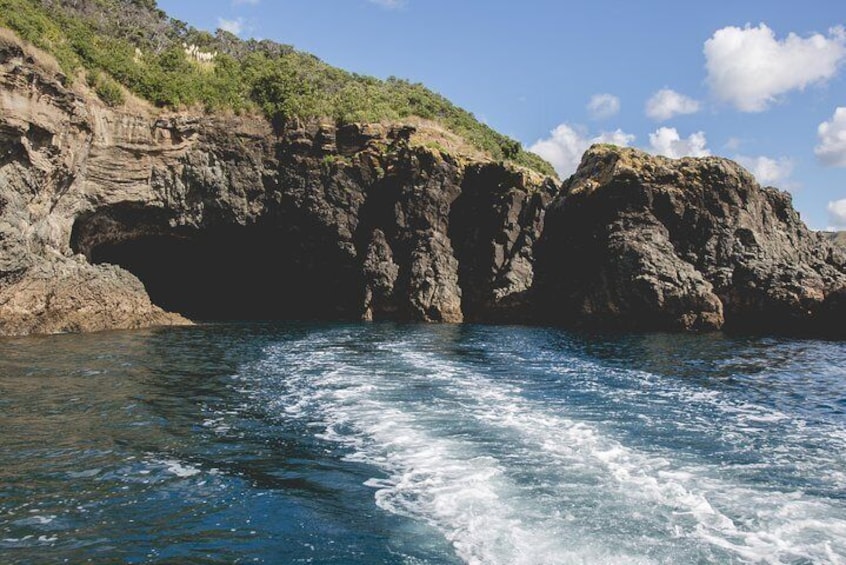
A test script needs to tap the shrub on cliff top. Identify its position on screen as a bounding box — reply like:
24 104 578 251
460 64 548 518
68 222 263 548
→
89 71 125 106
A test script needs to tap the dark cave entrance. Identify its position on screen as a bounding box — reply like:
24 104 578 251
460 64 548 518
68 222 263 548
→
70 205 364 321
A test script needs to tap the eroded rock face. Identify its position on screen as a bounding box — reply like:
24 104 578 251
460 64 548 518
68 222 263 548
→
450 164 555 322
4 31 843 337
0 34 554 335
534 145 846 335
0 37 190 334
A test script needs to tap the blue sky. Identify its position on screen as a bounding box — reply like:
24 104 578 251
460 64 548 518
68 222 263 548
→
158 0 845 230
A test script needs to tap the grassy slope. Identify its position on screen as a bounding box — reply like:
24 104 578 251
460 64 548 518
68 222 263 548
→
0 0 556 177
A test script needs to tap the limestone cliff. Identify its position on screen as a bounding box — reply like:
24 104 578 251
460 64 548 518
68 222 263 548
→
0 33 556 335
534 145 846 336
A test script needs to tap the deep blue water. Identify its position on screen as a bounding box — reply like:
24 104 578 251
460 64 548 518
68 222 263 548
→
1 323 845 564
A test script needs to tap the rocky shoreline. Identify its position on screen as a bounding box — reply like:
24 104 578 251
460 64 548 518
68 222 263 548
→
1 33 844 337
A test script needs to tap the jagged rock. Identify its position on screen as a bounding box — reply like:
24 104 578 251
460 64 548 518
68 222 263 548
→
449 163 557 322
534 144 846 335
0 33 552 335
0 255 188 336
823 230 846 254
361 228 399 321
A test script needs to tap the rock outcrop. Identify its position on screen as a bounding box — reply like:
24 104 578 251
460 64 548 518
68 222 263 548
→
824 231 846 252
0 33 556 335
534 145 846 336
0 37 190 334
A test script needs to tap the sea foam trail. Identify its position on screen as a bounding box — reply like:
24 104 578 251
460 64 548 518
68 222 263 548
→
241 330 846 565
396 345 846 564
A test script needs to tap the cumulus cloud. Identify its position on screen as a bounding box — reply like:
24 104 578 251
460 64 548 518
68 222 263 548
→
828 199 846 228
218 17 245 35
587 93 621 120
645 89 701 121
735 155 795 186
648 127 710 158
704 24 846 112
529 124 635 178
816 107 846 167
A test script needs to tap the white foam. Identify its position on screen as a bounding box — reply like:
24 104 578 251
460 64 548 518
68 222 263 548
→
202 417 232 434
13 515 57 527
247 333 846 564
1 534 56 545
253 338 653 563
159 459 201 478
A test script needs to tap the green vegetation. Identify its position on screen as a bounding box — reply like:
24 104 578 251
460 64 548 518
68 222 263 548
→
88 71 125 107
0 0 555 176
424 140 450 155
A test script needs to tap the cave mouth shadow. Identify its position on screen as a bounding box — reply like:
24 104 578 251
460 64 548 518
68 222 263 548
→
70 206 364 322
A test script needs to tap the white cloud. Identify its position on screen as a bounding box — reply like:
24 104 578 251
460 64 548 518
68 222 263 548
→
368 0 406 8
217 17 245 35
587 93 621 120
233 0 259 5
645 89 701 121
724 137 743 151
529 124 635 178
704 24 846 112
648 127 710 158
828 199 846 228
735 155 794 186
816 107 846 167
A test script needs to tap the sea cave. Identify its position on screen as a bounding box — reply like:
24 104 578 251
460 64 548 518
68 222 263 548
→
70 204 363 321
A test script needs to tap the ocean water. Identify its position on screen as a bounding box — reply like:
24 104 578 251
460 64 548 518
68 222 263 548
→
1 323 845 564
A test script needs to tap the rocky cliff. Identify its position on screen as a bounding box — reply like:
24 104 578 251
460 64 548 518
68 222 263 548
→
534 145 846 336
0 33 556 335
2 31 844 338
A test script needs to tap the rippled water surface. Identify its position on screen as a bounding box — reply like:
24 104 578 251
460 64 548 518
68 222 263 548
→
1 323 845 564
